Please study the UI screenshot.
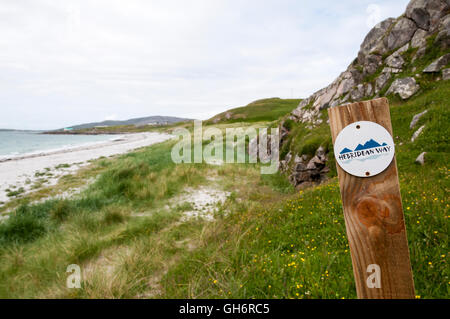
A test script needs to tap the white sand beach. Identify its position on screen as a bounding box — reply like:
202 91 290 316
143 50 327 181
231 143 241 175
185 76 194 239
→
0 132 173 204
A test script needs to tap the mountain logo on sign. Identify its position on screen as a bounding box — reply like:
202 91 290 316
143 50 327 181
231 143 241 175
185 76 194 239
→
341 139 387 153
338 139 391 163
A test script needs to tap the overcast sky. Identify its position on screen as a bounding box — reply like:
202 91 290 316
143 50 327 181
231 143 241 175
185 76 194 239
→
0 0 410 130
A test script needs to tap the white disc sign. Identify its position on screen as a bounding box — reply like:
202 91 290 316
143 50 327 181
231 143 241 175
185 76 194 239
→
334 121 395 178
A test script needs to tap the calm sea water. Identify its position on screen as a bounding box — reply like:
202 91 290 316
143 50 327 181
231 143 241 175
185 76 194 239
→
0 131 116 159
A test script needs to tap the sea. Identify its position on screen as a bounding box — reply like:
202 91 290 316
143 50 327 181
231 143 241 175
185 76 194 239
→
0 131 117 160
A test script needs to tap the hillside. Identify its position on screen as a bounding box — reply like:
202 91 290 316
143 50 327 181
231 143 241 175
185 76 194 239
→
207 98 301 124
58 115 192 131
291 0 449 125
0 80 447 298
279 0 450 188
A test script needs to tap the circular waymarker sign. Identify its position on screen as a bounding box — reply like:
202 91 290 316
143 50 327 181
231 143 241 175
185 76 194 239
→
334 121 395 178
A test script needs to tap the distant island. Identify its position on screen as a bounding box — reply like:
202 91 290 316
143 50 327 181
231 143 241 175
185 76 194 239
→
44 115 193 134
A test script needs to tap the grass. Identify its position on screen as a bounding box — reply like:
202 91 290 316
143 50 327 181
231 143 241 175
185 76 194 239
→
6 187 25 198
207 98 301 125
0 81 448 299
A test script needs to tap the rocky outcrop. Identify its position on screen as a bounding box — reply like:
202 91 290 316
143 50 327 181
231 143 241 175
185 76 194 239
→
406 0 449 32
290 0 449 125
411 29 429 48
359 18 396 56
282 0 449 189
423 53 450 72
386 51 406 68
385 18 418 51
386 77 420 99
288 146 329 189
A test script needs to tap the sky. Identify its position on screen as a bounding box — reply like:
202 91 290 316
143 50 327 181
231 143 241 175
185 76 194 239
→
0 0 410 130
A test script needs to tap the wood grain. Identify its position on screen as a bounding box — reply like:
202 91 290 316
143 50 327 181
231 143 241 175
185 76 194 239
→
328 98 415 299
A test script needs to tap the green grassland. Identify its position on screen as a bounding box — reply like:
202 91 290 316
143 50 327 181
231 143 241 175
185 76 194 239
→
207 98 301 124
0 80 448 298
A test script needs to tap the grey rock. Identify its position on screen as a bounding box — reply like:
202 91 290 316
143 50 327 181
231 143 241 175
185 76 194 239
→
335 72 356 96
386 77 420 99
423 53 450 72
350 84 365 101
411 29 428 48
360 18 396 55
294 162 307 172
294 154 305 164
312 83 338 110
397 43 411 54
406 0 450 31
285 152 292 164
290 147 329 187
289 0 447 127
415 152 427 165
362 54 383 76
375 72 392 94
386 51 405 68
435 14 450 48
306 156 321 170
443 68 450 80
429 0 450 31
316 146 326 157
384 18 417 51
365 83 373 97
411 125 425 142
383 67 402 74
406 0 431 30
410 110 428 129
413 45 428 62
316 146 327 162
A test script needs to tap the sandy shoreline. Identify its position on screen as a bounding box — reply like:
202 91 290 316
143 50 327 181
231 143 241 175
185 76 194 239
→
0 132 173 204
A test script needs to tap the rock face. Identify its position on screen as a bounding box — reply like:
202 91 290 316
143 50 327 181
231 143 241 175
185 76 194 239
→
406 0 449 31
411 29 429 48
406 0 432 30
386 77 420 99
288 146 329 189
385 18 418 51
386 51 406 68
290 0 449 125
283 0 449 189
375 72 392 94
423 53 450 72
359 18 396 55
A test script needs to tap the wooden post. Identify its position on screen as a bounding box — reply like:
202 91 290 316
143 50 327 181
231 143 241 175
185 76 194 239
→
328 98 415 299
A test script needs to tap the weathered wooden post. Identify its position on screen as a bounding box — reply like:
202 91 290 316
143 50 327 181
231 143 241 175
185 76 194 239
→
328 98 415 299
